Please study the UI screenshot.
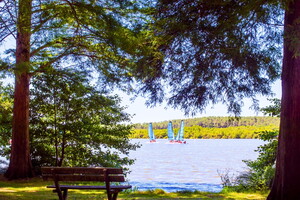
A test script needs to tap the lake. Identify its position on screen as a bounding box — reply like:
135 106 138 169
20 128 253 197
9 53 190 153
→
0 139 263 192
127 139 264 192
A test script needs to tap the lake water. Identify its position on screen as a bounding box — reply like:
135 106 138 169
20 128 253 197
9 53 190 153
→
0 139 264 192
127 139 264 192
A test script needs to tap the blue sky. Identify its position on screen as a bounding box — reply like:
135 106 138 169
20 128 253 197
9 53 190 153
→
120 80 282 124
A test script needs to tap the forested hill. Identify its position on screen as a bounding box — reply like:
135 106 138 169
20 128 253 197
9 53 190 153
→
134 116 280 129
132 117 279 139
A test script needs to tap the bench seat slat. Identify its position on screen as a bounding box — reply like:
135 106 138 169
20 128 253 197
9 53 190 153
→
42 174 125 182
47 185 132 190
41 167 123 174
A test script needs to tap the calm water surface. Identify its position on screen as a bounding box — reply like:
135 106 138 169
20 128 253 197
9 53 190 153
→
127 139 264 192
0 139 263 192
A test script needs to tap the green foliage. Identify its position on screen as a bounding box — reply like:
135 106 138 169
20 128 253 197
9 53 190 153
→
1 0 162 90
132 125 278 139
135 116 280 129
0 81 13 161
134 0 283 116
233 130 278 191
28 70 139 173
222 99 280 192
260 98 281 117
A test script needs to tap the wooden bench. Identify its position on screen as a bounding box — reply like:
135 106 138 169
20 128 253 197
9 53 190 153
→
41 167 132 200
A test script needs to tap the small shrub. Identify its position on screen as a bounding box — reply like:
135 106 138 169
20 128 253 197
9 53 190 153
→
153 188 166 194
220 130 278 192
218 169 237 187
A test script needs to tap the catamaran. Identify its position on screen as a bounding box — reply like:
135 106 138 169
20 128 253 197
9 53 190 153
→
167 120 186 144
175 120 186 144
148 123 156 143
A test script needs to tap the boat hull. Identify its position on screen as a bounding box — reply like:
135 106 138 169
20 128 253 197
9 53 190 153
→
167 140 187 144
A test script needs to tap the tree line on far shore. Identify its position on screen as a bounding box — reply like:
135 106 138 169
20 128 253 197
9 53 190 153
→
134 116 279 129
132 117 279 139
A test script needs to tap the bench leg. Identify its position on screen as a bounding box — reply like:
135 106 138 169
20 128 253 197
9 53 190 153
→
107 193 112 200
55 189 64 200
112 192 118 200
62 189 68 200
107 192 118 200
53 189 68 200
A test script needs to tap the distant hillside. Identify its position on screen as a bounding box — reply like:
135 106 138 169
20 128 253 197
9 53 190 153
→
133 116 280 129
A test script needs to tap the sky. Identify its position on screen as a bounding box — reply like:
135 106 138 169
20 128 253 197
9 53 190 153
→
1 36 282 125
120 80 282 124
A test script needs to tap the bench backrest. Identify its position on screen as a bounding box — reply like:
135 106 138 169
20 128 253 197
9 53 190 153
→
41 167 126 182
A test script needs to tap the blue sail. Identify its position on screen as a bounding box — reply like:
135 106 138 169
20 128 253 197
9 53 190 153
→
175 126 179 141
167 121 174 141
177 120 184 141
148 123 156 141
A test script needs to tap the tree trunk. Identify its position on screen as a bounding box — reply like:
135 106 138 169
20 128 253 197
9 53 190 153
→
4 0 33 179
5 74 33 179
268 0 300 199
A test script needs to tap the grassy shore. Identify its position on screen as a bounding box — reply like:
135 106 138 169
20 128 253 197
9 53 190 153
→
0 175 268 200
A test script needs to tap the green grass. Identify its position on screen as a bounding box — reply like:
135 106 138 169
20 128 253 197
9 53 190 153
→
0 175 268 200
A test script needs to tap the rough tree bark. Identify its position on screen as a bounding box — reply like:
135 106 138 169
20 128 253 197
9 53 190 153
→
4 0 34 179
268 0 300 199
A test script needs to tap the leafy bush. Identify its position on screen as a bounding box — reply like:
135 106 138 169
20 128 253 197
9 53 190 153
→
0 81 13 164
220 98 280 192
29 70 140 174
0 71 140 174
238 130 278 191
220 130 278 192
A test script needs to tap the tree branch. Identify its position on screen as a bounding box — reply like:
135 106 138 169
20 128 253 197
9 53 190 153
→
0 1 16 39
30 46 73 76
